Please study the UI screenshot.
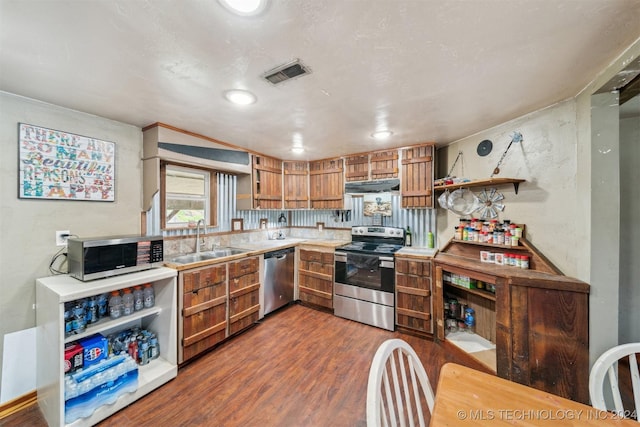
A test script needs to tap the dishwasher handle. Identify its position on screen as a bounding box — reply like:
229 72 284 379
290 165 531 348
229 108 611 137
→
264 247 295 260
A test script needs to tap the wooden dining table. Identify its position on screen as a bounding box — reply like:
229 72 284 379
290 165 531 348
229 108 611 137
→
429 363 637 426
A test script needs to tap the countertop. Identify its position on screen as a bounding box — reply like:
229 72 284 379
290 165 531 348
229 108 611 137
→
163 238 349 271
395 247 438 258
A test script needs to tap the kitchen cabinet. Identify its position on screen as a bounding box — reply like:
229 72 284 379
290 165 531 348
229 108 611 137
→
395 257 433 335
309 158 344 209
252 155 282 209
283 160 309 209
36 268 178 427
178 256 260 364
228 257 260 335
433 238 590 403
298 247 334 310
344 150 399 183
180 264 227 364
401 144 434 208
370 150 399 180
345 154 370 182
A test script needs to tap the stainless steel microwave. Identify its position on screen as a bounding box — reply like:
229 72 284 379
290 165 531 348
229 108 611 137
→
67 235 164 281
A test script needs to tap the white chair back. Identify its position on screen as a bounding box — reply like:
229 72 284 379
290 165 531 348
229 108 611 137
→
589 342 640 422
366 339 435 427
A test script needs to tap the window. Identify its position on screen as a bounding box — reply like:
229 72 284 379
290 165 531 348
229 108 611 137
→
161 162 217 229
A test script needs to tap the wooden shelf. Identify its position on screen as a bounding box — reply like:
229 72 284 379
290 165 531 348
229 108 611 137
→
444 281 496 301
434 177 525 194
450 239 529 251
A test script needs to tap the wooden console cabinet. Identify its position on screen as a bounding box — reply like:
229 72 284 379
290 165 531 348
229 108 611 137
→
434 238 590 403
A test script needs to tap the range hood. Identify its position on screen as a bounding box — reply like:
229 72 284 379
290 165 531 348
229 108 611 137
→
345 179 400 194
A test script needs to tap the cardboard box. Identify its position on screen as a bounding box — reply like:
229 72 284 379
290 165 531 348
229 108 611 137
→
64 342 83 374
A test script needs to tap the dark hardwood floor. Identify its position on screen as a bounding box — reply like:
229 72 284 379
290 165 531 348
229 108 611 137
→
2 304 486 427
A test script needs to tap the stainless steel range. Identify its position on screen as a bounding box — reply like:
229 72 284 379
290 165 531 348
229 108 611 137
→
334 226 405 331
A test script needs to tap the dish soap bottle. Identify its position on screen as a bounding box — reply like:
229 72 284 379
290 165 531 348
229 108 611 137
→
405 226 412 247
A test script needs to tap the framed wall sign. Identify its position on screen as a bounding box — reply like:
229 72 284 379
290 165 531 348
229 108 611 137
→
18 123 116 201
232 218 244 231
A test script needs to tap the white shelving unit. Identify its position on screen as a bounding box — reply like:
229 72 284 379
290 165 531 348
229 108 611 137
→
36 267 178 427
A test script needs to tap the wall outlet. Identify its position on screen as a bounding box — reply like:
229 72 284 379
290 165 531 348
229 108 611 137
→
56 230 70 246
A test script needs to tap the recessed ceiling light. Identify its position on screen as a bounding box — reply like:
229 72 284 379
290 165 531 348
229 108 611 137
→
371 130 393 140
218 0 268 16
291 147 305 154
224 89 257 105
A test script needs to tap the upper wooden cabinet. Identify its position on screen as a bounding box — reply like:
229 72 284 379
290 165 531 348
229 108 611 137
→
345 154 370 182
252 155 282 209
344 150 399 183
309 158 344 209
371 150 399 180
283 161 309 209
401 144 434 208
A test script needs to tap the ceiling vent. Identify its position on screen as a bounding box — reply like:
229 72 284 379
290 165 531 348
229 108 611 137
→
262 59 311 85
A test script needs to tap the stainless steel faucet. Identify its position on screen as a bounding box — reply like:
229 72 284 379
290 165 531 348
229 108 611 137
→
195 219 205 254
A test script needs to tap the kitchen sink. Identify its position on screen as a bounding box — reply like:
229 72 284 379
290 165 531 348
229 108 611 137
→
168 247 249 264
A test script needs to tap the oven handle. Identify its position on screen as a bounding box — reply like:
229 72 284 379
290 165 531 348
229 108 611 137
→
335 252 395 268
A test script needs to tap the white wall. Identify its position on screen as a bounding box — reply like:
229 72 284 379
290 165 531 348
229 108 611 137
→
436 99 581 276
0 91 143 400
619 113 640 344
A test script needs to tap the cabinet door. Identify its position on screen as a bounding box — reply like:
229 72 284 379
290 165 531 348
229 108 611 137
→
309 159 344 209
345 154 369 182
228 257 260 335
298 249 334 309
509 284 590 403
181 265 227 363
395 258 433 333
283 161 309 209
371 150 398 179
253 155 282 209
401 144 434 208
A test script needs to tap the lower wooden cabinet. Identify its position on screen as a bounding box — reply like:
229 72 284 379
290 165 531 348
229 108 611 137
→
395 257 433 335
181 264 227 363
228 257 260 335
434 239 590 403
178 256 260 364
298 247 334 309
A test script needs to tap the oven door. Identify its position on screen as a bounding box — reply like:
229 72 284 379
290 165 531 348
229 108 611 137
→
334 251 394 293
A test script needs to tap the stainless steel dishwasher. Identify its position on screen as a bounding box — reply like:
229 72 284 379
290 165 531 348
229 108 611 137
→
263 247 295 315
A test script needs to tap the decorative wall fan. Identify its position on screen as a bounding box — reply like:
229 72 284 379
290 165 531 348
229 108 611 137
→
476 188 505 219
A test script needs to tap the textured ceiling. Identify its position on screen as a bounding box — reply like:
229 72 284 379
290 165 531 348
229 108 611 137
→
1 0 639 160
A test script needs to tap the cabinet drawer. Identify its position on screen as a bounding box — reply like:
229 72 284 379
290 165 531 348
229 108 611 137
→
183 265 226 293
228 257 259 279
183 282 226 311
300 249 333 265
396 259 431 277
